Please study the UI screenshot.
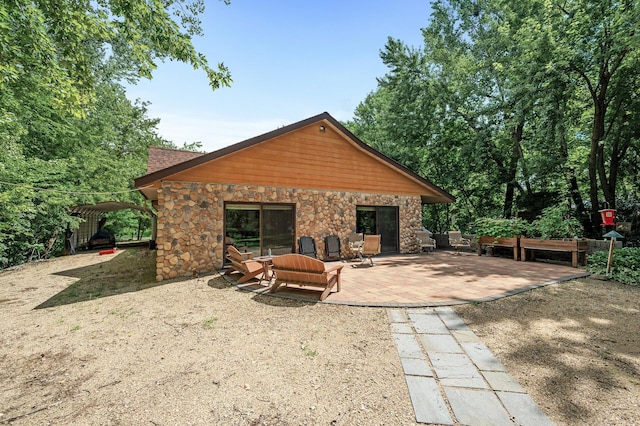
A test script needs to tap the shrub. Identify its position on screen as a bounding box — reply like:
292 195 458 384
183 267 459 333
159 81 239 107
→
527 206 584 239
474 217 528 239
587 247 640 286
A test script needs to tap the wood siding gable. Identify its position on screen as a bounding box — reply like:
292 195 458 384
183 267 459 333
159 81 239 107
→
135 112 454 203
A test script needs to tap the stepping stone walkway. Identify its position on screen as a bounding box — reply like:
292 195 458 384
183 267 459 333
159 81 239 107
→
388 307 553 425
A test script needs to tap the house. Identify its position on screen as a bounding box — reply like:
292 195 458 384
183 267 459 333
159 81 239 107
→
135 112 454 281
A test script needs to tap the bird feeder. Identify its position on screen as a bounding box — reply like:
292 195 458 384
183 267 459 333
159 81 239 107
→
599 208 616 227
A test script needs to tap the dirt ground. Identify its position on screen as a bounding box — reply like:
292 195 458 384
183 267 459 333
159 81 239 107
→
0 249 638 425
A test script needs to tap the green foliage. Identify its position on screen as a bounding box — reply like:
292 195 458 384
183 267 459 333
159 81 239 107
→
1 0 231 120
0 1 228 269
346 0 640 236
527 207 584 239
587 248 640 286
473 218 528 239
0 80 169 268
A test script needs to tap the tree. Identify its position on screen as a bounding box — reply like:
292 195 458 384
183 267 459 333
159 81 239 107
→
0 1 229 268
347 0 639 234
549 0 640 228
1 0 230 113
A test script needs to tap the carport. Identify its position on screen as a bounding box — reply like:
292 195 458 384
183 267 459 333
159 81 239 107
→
68 202 156 253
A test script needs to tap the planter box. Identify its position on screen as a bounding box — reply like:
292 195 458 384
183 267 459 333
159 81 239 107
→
520 238 588 268
476 236 519 261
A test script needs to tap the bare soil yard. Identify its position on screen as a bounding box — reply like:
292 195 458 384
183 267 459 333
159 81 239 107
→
0 248 638 425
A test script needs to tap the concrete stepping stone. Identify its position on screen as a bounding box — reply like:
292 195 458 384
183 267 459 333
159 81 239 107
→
387 308 409 322
460 341 508 372
444 387 513 426
406 376 453 425
482 371 526 393
418 334 463 354
400 358 433 377
392 333 425 359
408 312 449 334
451 329 481 343
435 307 471 330
429 353 488 389
390 322 413 334
497 391 554 426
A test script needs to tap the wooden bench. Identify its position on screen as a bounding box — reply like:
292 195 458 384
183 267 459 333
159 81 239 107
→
519 238 588 268
270 254 343 301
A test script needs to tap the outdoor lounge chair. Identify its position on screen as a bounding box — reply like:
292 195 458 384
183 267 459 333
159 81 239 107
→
224 245 265 283
416 231 436 253
298 236 317 258
448 231 471 255
270 253 343 301
360 234 381 266
324 235 341 260
347 232 364 260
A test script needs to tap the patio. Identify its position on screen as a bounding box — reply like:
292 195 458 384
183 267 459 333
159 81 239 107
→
224 250 590 307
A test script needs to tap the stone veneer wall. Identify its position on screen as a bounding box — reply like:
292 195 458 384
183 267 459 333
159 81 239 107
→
155 181 423 281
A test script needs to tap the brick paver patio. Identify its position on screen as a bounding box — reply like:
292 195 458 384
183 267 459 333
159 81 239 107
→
229 250 589 307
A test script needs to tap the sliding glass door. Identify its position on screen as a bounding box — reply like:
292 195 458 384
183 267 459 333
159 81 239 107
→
356 206 399 253
261 204 295 255
225 203 295 258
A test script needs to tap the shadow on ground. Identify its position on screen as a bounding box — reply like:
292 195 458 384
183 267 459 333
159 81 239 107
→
35 248 164 309
208 273 318 307
455 278 640 424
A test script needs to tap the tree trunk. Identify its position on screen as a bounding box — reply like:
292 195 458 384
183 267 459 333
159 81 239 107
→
589 99 605 234
503 122 524 218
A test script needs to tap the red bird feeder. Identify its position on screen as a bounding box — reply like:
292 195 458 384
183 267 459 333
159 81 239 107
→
599 208 616 227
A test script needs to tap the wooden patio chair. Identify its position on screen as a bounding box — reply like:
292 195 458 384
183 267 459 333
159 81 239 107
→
347 232 364 260
298 236 317 258
270 253 344 301
416 231 436 253
360 234 381 266
448 231 471 255
224 245 265 283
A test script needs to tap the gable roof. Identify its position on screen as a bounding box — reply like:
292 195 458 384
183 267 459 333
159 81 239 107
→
146 146 205 174
135 112 455 204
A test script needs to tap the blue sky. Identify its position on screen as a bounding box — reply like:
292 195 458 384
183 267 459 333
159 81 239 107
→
125 1 431 152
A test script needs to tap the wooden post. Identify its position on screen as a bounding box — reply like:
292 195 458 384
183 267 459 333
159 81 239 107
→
606 237 615 275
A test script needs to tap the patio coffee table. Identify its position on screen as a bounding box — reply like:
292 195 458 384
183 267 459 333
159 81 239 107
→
252 255 277 283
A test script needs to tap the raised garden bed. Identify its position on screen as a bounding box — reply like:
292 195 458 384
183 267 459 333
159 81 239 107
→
476 236 520 261
520 238 588 268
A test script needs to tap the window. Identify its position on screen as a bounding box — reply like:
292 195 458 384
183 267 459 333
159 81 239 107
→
356 206 399 253
225 203 295 258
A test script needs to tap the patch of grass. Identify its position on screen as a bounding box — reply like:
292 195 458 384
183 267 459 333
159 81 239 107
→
110 309 132 320
70 325 81 332
301 343 318 357
202 316 218 329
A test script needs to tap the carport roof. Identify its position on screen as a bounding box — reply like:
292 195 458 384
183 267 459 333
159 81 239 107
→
71 202 155 216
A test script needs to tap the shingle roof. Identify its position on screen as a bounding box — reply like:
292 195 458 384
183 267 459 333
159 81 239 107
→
146 146 205 174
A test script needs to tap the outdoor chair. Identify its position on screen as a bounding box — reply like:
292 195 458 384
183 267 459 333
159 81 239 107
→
416 231 436 253
324 235 341 261
270 253 344 301
298 236 317 258
448 231 471 255
347 232 364 260
224 245 265 283
360 234 381 266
